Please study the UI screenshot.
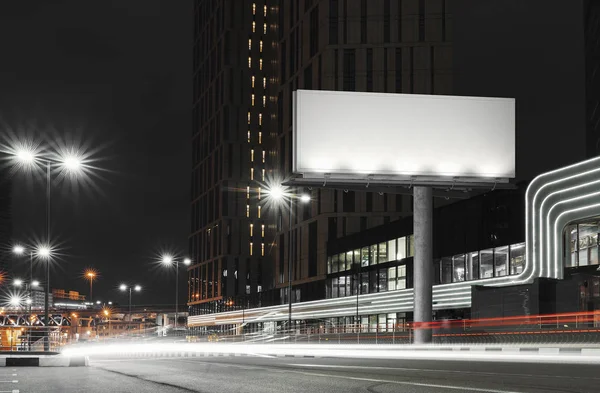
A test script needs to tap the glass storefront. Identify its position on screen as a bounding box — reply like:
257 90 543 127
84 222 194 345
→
567 221 600 267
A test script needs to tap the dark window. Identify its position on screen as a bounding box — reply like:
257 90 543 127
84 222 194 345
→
396 194 403 212
281 42 287 82
329 0 338 45
343 49 356 91
384 0 390 42
328 217 338 241
418 0 425 41
361 0 367 43
398 0 403 42
366 192 373 212
395 48 402 92
409 47 414 93
442 0 447 41
383 49 388 92
343 0 348 43
430 46 435 93
309 221 318 276
310 6 319 57
304 65 313 89
367 48 373 92
343 190 355 213
334 49 339 89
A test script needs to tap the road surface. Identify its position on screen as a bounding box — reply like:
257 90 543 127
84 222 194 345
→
5 353 600 392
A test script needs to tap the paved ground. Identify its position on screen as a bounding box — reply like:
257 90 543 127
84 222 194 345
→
6 354 600 392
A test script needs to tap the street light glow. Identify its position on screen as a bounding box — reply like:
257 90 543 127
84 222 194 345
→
183 258 192 266
25 298 32 305
134 285 142 292
32 280 40 287
36 245 51 259
266 185 285 201
9 296 21 307
13 279 22 287
16 148 36 165
12 245 25 255
59 152 84 176
161 255 173 265
300 193 311 203
119 284 127 291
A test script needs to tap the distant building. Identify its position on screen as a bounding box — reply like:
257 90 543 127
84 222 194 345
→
52 289 85 310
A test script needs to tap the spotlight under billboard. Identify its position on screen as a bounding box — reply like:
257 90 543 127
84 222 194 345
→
291 90 515 187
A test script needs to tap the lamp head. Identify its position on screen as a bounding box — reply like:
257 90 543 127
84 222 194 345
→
12 245 25 255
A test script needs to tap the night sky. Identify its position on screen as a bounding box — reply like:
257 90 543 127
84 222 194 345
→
0 1 192 305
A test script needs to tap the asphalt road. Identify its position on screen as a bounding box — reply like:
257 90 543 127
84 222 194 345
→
7 354 600 393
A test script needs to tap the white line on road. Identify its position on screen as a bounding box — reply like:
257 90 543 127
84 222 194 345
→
0 382 17 384
288 370 524 393
288 363 600 381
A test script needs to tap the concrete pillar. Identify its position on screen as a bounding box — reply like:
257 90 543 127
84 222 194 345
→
413 186 433 344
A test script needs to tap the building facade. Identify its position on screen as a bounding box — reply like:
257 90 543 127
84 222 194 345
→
189 0 281 315
585 0 600 156
275 0 453 306
189 0 454 315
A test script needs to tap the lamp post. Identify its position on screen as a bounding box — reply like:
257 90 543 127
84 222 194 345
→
119 284 141 322
265 185 311 331
161 255 191 329
10 144 85 351
84 270 97 303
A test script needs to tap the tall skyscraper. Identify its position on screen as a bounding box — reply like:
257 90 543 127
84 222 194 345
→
276 0 453 305
189 0 280 316
189 0 452 315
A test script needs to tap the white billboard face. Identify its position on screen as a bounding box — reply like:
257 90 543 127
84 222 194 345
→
292 90 515 183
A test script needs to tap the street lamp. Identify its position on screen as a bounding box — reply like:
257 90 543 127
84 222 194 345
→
264 184 311 331
84 269 98 303
161 254 192 330
9 142 88 351
120 284 141 322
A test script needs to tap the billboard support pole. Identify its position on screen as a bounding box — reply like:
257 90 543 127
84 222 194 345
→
413 186 433 344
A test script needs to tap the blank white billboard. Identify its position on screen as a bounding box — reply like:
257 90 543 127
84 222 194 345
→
292 90 515 183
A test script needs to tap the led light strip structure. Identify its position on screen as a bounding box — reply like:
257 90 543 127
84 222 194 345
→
189 157 600 327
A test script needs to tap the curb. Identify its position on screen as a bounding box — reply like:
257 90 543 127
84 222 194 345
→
0 356 89 367
105 352 321 359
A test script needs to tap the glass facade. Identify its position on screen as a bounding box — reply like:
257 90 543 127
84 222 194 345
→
327 234 526 299
567 221 600 267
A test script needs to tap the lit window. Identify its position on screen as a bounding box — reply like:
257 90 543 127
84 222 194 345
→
250 223 254 237
251 149 255 162
259 58 263 70
261 243 265 256
264 5 267 16
252 3 256 15
247 112 251 124
263 23 267 34
251 75 255 88
262 168 265 181
259 113 262 125
262 150 266 163
251 94 255 106
252 21 256 32
262 96 266 107
246 205 250 217
250 168 254 180
261 224 265 237
258 187 261 200
247 131 251 143
250 242 253 255
258 205 261 218
259 40 263 52
246 186 250 199
258 132 262 144
248 38 252 50
263 77 267 88
248 56 252 68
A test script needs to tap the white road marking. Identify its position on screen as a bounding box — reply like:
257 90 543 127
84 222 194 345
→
288 363 600 381
289 369 524 393
0 382 17 384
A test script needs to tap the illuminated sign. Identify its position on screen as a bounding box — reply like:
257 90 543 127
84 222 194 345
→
292 90 515 184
